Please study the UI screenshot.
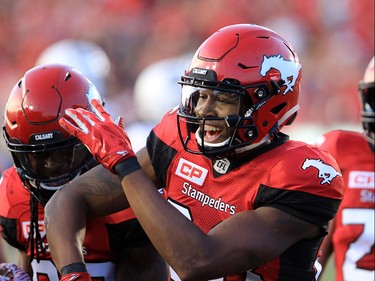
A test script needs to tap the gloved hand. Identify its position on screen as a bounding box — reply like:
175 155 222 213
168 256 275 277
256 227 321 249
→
0 263 31 281
59 99 138 175
60 272 92 281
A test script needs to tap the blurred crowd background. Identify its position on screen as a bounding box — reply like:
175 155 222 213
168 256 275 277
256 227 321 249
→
0 0 374 170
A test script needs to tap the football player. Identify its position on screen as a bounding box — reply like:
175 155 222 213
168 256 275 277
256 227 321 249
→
317 56 375 281
0 64 168 281
47 24 344 280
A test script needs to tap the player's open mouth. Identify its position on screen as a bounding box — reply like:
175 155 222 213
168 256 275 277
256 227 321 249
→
203 124 223 143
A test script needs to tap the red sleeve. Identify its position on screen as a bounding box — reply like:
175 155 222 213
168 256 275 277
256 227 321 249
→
151 108 180 148
0 167 28 218
0 168 13 217
147 109 180 187
0 167 29 250
256 143 344 230
269 144 344 199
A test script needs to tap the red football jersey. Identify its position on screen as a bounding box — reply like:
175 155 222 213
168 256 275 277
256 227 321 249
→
318 130 375 281
147 111 344 281
0 166 137 281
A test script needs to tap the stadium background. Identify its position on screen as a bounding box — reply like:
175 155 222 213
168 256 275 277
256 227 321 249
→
0 1 373 279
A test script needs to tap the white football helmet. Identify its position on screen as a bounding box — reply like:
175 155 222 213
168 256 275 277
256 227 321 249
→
133 53 192 123
127 53 191 152
359 56 375 145
35 39 110 96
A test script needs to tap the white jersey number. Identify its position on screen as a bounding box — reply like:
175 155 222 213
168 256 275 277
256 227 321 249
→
342 208 375 280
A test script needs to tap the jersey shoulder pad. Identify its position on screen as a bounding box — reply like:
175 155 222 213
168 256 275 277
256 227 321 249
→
0 167 29 217
152 108 179 147
269 141 344 200
314 130 366 158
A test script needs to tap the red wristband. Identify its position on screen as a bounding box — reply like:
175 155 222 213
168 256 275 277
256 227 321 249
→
60 272 92 281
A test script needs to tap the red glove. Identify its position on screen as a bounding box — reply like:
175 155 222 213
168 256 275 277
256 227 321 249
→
60 272 92 281
0 263 31 281
59 99 136 174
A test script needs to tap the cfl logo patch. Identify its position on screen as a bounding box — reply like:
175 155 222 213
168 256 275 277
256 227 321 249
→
176 158 208 186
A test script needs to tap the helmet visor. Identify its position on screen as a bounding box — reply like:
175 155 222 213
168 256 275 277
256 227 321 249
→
17 142 92 187
359 81 375 115
180 85 242 117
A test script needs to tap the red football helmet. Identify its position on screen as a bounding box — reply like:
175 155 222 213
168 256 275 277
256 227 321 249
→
178 24 302 157
3 64 103 205
358 56 374 146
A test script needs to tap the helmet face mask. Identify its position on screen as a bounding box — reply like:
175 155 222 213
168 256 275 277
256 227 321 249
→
3 64 102 205
358 56 375 146
178 75 269 157
359 80 375 145
6 135 92 186
177 24 302 158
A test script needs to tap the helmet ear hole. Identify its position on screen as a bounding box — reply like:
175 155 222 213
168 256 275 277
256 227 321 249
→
271 102 287 114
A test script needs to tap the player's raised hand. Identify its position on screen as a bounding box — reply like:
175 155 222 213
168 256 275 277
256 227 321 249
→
59 99 136 174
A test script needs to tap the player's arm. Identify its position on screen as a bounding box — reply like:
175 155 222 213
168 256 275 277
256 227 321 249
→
0 229 32 276
112 148 168 280
0 237 5 262
115 241 168 280
44 164 129 274
45 148 167 280
121 168 320 279
59 99 321 280
0 238 31 280
317 218 335 279
13 250 30 275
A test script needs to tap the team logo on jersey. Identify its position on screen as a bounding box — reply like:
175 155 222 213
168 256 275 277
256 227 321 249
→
302 158 342 184
213 158 230 174
176 158 208 186
260 54 301 95
22 220 46 239
349 171 374 189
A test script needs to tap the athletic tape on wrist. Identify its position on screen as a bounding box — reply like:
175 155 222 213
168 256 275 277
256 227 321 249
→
115 157 141 180
61 262 87 275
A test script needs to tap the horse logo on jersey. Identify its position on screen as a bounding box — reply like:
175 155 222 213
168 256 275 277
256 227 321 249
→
260 54 301 95
302 158 342 185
